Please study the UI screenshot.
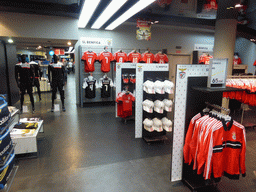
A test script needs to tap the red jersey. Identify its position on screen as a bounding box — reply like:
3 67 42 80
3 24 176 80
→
233 58 242 65
114 51 128 63
81 51 98 72
155 53 169 64
142 52 155 63
116 92 135 118
128 52 141 63
253 60 256 66
98 51 114 73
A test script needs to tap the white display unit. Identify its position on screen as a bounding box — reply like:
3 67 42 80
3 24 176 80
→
135 63 169 138
10 120 44 156
115 62 136 117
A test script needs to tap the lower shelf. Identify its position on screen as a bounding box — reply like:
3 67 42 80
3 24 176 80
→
143 135 169 143
2 166 19 192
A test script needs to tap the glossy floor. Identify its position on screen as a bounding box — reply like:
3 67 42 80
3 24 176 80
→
10 74 256 192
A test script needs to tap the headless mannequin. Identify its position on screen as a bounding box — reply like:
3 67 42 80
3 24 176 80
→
48 55 66 112
15 55 35 113
30 60 41 100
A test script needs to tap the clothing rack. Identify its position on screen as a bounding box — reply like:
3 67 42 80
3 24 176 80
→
205 102 230 115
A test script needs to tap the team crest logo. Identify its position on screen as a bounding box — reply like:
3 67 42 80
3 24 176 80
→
179 68 187 79
232 132 236 140
117 64 121 69
107 40 112 46
138 65 143 72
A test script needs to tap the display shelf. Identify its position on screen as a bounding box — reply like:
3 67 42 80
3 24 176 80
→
143 135 169 144
1 166 19 192
192 86 243 93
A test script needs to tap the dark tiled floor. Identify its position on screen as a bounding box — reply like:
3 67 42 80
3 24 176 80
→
10 74 256 191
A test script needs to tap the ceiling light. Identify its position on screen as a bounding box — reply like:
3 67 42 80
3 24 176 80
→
91 0 127 29
235 4 243 8
154 21 159 23
8 39 13 43
105 0 156 30
67 42 72 45
78 0 101 28
250 39 256 42
38 45 42 49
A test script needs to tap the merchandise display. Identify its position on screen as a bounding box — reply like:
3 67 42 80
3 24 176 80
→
164 80 174 94
223 78 256 106
29 61 42 100
152 118 163 132
98 75 114 98
15 55 35 112
161 117 172 132
98 50 114 73
184 110 246 180
81 50 98 72
154 80 165 94
142 99 154 113
199 53 213 65
143 118 154 132
155 52 169 64
83 74 97 99
0 95 11 130
114 50 128 63
154 100 165 113
143 80 155 94
48 55 66 112
128 50 141 63
163 99 173 112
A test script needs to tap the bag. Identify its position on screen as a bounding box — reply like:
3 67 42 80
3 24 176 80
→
0 152 15 189
0 95 10 130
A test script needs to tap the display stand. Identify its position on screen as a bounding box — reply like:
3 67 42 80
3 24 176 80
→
135 64 169 140
1 166 18 192
171 64 242 191
115 63 136 119
79 46 115 107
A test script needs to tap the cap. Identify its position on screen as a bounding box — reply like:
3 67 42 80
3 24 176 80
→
154 100 164 113
152 118 163 132
143 80 155 94
142 100 154 113
163 99 173 112
154 80 165 94
164 80 174 94
161 117 172 132
143 118 154 132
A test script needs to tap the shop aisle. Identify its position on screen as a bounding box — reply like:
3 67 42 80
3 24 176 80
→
9 74 256 192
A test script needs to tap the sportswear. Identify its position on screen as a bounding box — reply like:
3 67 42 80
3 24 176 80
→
83 77 97 99
155 53 169 64
154 100 165 113
128 52 141 63
142 52 155 63
253 60 256 66
129 74 136 84
116 92 135 118
233 57 242 65
114 51 128 63
15 62 35 85
152 118 163 132
161 117 172 132
154 80 165 94
164 80 174 94
142 99 154 113
143 118 154 132
99 77 114 98
98 51 114 73
81 51 98 72
143 80 155 94
163 99 173 112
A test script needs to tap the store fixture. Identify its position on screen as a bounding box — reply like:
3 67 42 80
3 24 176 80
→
135 63 171 141
171 64 243 191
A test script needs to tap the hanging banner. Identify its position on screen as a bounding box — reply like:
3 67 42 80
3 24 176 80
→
54 49 65 55
80 37 113 46
136 19 151 41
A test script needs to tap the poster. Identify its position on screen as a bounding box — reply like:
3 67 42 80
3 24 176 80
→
136 19 151 41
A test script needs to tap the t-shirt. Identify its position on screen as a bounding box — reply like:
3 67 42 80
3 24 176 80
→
83 77 97 99
233 57 242 65
142 52 155 63
114 51 128 63
253 60 256 66
15 62 34 84
48 62 65 82
99 77 114 98
81 51 98 72
155 53 169 64
98 51 114 73
29 61 41 78
128 52 141 63
142 53 155 63
116 92 135 118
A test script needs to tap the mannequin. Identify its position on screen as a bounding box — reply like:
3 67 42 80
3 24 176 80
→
15 55 35 113
233 52 242 65
29 60 42 100
48 55 66 112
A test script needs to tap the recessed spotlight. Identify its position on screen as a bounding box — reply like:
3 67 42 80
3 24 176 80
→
250 39 256 42
38 45 42 49
8 39 13 43
67 42 72 45
235 4 243 8
154 21 159 23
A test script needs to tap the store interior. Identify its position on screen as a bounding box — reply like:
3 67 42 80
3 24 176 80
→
0 0 256 191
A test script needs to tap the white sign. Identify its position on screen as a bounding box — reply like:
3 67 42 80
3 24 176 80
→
80 37 113 46
207 58 228 88
194 44 214 52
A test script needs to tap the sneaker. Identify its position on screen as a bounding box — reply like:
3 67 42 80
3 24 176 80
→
62 106 66 112
51 107 54 112
32 107 35 114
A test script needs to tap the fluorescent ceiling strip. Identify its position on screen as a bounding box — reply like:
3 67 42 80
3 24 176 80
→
105 0 156 30
78 0 101 28
92 0 127 29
